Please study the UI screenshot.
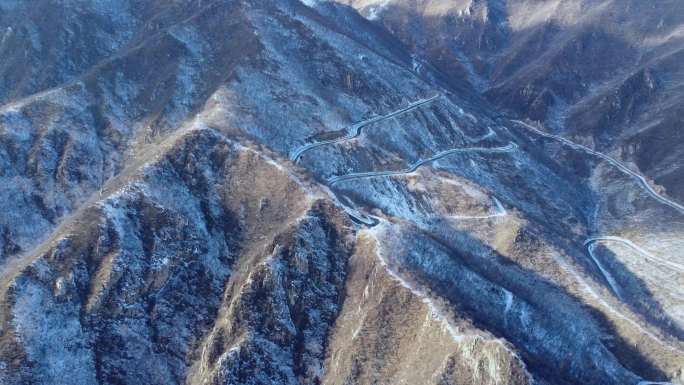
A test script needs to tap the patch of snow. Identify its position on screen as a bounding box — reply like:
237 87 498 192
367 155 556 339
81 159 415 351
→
365 1 391 21
12 279 97 384
300 0 322 7
503 289 514 317
0 27 12 48
586 243 623 300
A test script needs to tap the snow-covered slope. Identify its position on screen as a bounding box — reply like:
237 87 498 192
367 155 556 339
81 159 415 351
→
0 0 682 384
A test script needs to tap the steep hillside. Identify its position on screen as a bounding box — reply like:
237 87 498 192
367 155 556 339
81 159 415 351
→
343 0 684 201
0 0 682 384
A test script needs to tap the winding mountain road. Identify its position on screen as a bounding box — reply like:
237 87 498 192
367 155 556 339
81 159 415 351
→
343 206 380 227
585 242 624 300
290 94 441 162
585 236 684 274
468 126 496 142
513 120 684 214
328 143 517 185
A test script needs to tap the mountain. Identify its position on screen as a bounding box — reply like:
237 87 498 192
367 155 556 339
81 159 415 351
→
0 0 682 384
342 0 684 201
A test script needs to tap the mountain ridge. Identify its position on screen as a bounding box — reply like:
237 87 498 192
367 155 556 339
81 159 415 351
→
0 0 682 384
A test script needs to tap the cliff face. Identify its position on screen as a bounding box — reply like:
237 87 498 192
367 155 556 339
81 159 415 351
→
0 1 683 384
